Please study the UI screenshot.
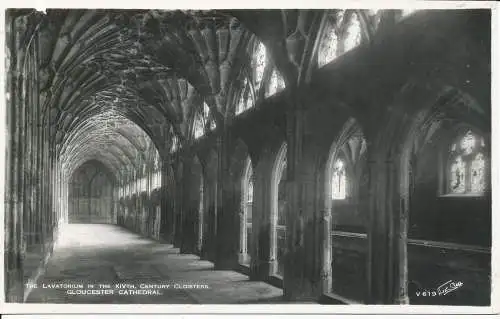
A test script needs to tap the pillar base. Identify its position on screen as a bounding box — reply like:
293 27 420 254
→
5 267 24 303
238 253 250 265
249 260 273 281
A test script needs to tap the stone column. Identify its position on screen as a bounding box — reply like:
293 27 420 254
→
366 153 409 304
179 153 194 254
24 44 33 249
173 161 184 248
320 208 332 295
282 93 322 301
159 158 170 241
35 115 45 242
41 131 51 247
215 127 240 270
238 203 246 264
5 12 27 302
249 149 273 281
47 147 56 250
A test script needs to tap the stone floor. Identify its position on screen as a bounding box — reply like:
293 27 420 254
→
26 224 286 304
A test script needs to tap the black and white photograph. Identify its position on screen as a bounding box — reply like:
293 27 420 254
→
1 1 498 316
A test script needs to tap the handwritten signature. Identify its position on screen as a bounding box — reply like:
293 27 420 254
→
414 280 464 297
437 280 464 296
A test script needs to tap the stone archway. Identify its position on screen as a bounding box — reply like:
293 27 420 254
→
68 160 115 224
271 143 287 278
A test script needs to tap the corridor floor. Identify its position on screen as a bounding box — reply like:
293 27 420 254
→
26 224 285 304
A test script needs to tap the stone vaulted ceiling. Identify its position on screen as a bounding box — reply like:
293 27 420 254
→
19 9 368 179
33 9 264 177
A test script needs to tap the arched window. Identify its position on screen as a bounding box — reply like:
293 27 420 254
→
448 130 487 195
193 112 204 139
253 41 267 90
331 159 347 200
247 177 254 203
193 102 216 139
236 40 268 116
318 9 421 67
325 121 368 302
153 171 161 189
152 153 161 190
206 103 216 131
236 39 286 115
265 68 286 98
318 10 363 67
171 135 179 153
343 13 362 52
236 77 254 115
169 126 179 153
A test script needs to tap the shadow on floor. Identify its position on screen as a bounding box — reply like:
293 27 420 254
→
27 223 287 304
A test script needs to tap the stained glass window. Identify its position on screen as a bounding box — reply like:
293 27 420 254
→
248 178 254 203
194 103 216 138
318 26 339 67
171 135 178 153
332 159 347 200
266 69 286 98
245 88 254 110
318 10 364 68
471 153 485 193
204 102 216 130
236 86 246 115
236 78 255 115
153 152 160 170
202 102 209 119
236 41 266 116
449 156 466 193
254 42 267 90
460 130 475 155
153 171 161 189
193 112 204 139
447 130 487 195
344 13 362 53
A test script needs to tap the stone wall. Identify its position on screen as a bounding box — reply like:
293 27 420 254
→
68 160 115 224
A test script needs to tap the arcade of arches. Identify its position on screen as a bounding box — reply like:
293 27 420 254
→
4 9 491 305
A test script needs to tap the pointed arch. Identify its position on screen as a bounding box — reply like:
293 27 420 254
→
324 117 369 302
271 142 288 277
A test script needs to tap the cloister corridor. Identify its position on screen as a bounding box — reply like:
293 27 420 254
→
4 8 492 309
26 224 287 304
